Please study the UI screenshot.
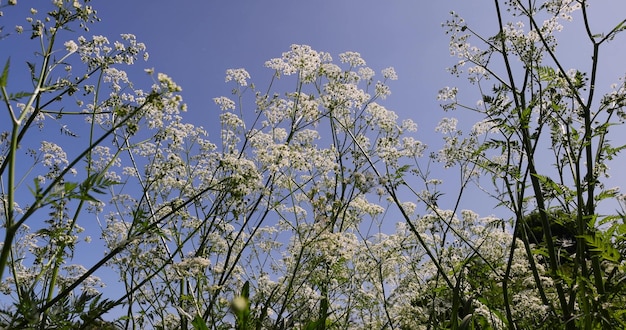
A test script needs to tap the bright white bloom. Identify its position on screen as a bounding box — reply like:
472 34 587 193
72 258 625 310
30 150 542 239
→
40 141 69 173
435 117 458 134
401 118 418 132
366 102 398 132
471 119 496 135
358 67 375 81
382 67 398 80
339 51 366 67
63 40 78 54
375 81 391 99
437 86 458 101
264 44 325 81
225 68 251 86
214 96 236 111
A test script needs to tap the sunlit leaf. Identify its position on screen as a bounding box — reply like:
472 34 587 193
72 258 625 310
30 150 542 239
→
0 57 9 87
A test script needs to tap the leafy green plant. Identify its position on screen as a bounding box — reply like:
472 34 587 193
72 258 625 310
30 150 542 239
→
437 0 626 328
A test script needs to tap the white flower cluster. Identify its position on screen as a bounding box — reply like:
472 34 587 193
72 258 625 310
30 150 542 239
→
39 141 71 178
225 68 251 86
265 44 330 81
76 33 147 69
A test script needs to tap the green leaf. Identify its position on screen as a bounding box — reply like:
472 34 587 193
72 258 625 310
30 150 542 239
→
303 319 324 330
594 189 618 201
28 177 43 200
603 246 621 263
0 58 9 87
80 173 119 200
531 247 550 258
520 106 532 129
191 315 209 330
537 66 555 81
64 181 79 193
531 173 563 196
394 164 410 182
581 233 622 263
241 280 250 299
602 143 626 161
459 314 473 329
7 91 31 101
587 214 599 228
608 19 626 40
27 61 36 81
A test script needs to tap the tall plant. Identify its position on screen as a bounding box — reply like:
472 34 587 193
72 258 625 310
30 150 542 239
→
1 1 425 328
0 1 211 328
437 0 626 328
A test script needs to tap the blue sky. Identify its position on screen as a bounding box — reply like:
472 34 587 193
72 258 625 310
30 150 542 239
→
79 0 626 243
84 1 499 215
87 1 462 137
1 0 624 241
85 0 626 159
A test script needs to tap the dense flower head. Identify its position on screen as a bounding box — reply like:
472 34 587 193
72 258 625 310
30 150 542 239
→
358 67 375 81
213 96 236 111
381 67 398 80
39 141 71 178
64 40 78 53
76 33 148 69
339 51 366 67
225 68 251 86
265 44 331 81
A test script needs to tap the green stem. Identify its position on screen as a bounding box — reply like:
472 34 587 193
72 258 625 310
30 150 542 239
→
0 22 56 282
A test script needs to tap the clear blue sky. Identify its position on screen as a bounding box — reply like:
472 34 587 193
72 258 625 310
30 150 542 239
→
87 1 463 138
86 0 626 168
3 0 626 229
76 1 626 242
84 1 501 218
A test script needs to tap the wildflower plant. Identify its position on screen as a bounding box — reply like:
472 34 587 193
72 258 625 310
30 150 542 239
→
1 0 195 328
438 0 626 328
1 0 625 329
0 1 427 328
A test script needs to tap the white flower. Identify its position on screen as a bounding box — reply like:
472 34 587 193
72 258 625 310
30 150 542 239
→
114 41 125 51
358 67 375 81
214 96 236 111
225 68 251 86
435 117 458 134
437 86 458 101
471 119 496 135
264 44 323 81
63 40 78 54
401 119 418 132
375 81 391 99
40 141 69 174
339 51 366 67
381 67 398 80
